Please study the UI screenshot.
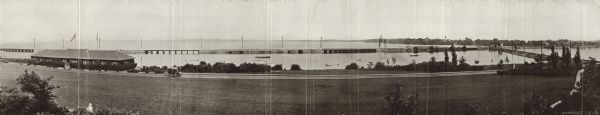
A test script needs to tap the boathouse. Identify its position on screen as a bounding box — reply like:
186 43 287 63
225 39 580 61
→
31 49 135 66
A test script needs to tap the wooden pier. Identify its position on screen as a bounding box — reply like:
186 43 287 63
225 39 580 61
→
492 46 596 64
2 46 485 55
491 46 549 61
0 48 35 53
134 46 482 55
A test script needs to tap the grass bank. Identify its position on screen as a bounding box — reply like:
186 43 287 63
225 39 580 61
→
0 63 574 114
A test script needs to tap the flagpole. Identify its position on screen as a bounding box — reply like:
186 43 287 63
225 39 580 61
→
241 36 244 49
96 32 99 50
320 36 323 48
33 38 36 52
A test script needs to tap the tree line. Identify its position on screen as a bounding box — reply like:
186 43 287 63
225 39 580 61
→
175 61 301 73
364 38 600 47
346 45 484 72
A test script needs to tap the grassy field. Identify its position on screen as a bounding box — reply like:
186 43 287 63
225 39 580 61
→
0 63 574 115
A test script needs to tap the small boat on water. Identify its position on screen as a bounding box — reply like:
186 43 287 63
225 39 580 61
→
409 54 419 57
255 56 271 59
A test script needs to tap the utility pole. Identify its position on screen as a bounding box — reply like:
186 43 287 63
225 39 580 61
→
378 34 382 48
62 38 65 49
33 38 36 52
281 36 284 48
96 32 99 50
140 37 143 66
320 36 323 48
200 36 203 48
241 36 244 48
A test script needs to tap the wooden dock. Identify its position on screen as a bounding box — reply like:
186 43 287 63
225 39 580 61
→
130 46 483 55
2 46 486 55
491 47 549 61
0 48 35 53
492 46 596 64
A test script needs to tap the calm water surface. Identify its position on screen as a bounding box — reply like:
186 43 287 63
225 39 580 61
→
4 40 599 69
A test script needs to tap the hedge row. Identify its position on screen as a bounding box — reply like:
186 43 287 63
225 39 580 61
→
345 61 483 72
3 58 136 72
68 62 137 72
179 61 272 73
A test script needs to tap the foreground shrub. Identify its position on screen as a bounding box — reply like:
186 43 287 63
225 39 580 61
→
238 63 271 73
271 64 283 71
180 61 212 73
522 91 555 115
373 60 483 72
179 62 272 73
520 58 600 114
0 71 68 114
290 64 302 71
384 83 417 115
0 70 139 115
345 63 359 70
579 57 600 110
69 105 140 115
212 62 239 73
127 69 139 73
140 66 166 74
374 62 387 71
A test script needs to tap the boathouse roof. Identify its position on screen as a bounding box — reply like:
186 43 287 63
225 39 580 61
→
31 49 134 61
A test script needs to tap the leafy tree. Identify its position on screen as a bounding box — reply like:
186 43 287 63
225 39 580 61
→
580 57 600 110
428 46 435 53
459 56 467 65
384 83 417 115
0 71 67 114
573 47 582 69
430 57 437 63
561 46 571 68
522 90 554 115
444 49 450 64
0 87 30 114
497 60 504 69
345 63 359 70
451 45 458 66
272 64 283 71
413 47 419 54
290 64 302 71
549 45 560 69
374 62 387 71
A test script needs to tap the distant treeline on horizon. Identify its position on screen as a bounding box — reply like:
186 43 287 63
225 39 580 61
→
363 38 600 47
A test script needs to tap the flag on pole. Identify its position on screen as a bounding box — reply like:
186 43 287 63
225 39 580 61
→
70 33 76 42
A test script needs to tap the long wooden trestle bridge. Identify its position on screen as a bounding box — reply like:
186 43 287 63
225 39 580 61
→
491 46 597 64
491 47 550 61
3 46 484 55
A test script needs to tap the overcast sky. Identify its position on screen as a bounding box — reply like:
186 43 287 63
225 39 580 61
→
1 0 599 43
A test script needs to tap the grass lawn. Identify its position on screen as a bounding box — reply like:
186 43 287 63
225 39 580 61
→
0 63 575 115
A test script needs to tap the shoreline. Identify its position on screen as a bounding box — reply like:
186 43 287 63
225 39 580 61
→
2 62 497 79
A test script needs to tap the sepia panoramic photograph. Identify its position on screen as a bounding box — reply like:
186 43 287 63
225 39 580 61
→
1 0 600 114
